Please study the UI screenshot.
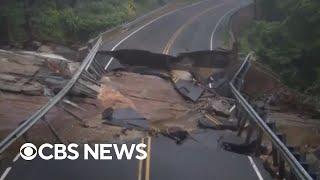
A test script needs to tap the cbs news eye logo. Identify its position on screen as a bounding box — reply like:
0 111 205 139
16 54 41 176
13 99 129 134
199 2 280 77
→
20 143 37 161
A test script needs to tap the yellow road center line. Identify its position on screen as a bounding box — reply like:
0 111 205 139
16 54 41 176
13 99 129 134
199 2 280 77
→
162 2 225 55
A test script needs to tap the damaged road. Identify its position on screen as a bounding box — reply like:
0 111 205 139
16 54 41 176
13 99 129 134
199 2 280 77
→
1 0 274 178
1 47 270 180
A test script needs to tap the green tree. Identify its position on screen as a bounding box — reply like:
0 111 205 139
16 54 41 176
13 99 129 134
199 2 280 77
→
245 0 320 95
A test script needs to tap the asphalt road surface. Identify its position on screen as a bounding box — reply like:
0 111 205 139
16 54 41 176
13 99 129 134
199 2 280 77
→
1 0 273 179
100 0 241 55
4 131 271 180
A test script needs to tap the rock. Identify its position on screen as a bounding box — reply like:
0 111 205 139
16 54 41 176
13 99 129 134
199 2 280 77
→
54 45 77 60
0 56 40 76
77 46 89 61
0 49 73 96
31 41 42 49
22 83 43 96
98 83 136 109
68 62 80 74
37 45 53 53
0 81 22 92
43 76 68 87
0 74 17 82
170 70 193 81
19 51 70 63
207 97 233 117
0 70 44 95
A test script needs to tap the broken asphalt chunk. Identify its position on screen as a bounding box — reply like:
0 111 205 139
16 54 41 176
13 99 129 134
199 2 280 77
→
112 108 145 120
198 114 238 131
102 107 150 130
102 107 114 120
161 127 189 144
174 79 204 102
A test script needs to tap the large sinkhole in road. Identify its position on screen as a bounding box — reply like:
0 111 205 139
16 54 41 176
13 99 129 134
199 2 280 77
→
93 49 272 158
95 48 248 143
96 49 238 97
99 49 233 70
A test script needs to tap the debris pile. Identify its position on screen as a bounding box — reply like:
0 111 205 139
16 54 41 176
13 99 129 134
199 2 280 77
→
0 49 100 138
0 47 240 148
96 49 238 136
0 49 72 96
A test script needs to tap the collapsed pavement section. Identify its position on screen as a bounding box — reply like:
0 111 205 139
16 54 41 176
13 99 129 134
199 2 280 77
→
0 47 273 180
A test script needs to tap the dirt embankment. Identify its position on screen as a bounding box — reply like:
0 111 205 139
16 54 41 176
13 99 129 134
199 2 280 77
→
230 4 320 154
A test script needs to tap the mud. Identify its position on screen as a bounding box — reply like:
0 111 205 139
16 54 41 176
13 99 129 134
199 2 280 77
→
99 72 190 122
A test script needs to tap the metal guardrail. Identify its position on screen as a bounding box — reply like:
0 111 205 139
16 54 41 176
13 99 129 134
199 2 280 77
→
229 53 313 180
0 37 102 154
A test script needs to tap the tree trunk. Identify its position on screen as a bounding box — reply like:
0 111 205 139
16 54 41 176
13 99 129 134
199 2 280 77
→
0 0 11 46
0 16 11 46
23 0 33 48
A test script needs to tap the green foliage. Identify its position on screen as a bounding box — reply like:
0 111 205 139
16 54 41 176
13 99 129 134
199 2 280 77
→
0 0 168 45
241 0 320 96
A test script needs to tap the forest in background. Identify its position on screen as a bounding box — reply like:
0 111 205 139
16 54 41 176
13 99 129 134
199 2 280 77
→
241 0 320 98
0 0 171 48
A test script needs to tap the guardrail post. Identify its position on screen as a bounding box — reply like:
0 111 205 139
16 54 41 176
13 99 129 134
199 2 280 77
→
272 144 279 167
277 133 286 179
234 78 243 90
245 123 254 144
253 104 265 156
254 128 263 156
289 170 297 180
235 102 241 120
235 106 242 126
267 122 279 167
288 145 298 180
237 114 248 136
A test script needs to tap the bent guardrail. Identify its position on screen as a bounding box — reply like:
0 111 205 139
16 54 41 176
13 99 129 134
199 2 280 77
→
230 53 313 180
0 37 102 154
